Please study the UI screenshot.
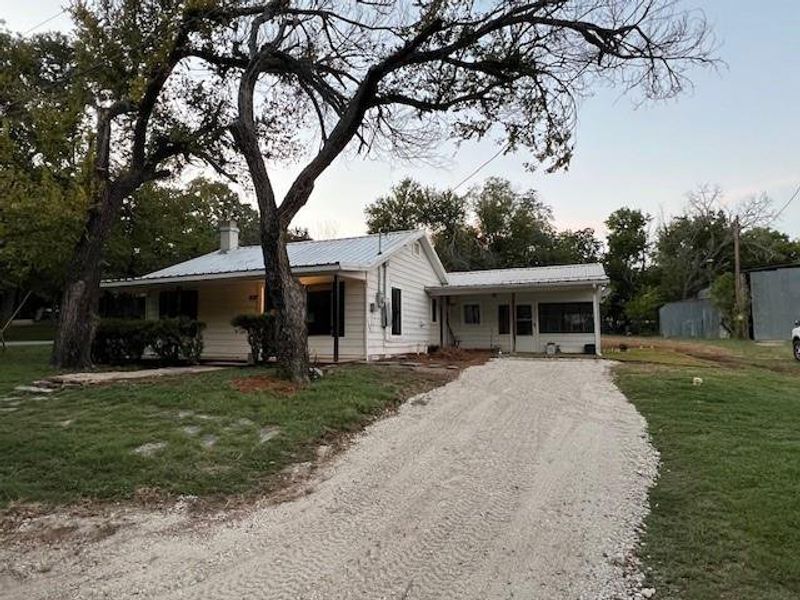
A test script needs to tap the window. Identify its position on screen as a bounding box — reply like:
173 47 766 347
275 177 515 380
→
413 242 421 256
463 303 481 325
307 282 346 336
99 292 146 319
515 304 534 336
391 287 402 335
158 289 198 319
498 304 510 335
538 302 594 334
431 298 438 323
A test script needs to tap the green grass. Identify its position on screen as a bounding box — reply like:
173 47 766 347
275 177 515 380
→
2 322 56 341
614 339 800 599
0 347 449 508
0 346 55 396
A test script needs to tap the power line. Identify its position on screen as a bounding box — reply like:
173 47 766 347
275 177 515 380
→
771 183 800 223
451 143 510 191
20 8 68 36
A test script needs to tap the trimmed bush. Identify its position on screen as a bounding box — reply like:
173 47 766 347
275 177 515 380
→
92 319 152 365
149 318 206 364
92 318 205 365
231 313 276 364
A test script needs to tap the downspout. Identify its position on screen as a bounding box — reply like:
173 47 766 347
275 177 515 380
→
511 292 517 353
332 274 340 363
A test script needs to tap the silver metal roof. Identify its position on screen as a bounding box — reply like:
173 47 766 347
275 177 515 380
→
102 230 434 287
429 263 608 293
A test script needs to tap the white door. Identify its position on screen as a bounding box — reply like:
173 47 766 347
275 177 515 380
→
514 304 537 352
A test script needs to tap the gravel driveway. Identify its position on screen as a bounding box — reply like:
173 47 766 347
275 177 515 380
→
2 359 657 600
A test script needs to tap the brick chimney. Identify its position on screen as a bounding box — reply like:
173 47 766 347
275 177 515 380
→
219 220 239 252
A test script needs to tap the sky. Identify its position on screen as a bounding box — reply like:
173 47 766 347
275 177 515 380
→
2 1 799 241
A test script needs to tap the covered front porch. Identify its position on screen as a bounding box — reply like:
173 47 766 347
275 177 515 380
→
430 284 603 356
101 270 368 363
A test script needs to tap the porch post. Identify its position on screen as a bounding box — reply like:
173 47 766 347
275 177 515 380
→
333 274 340 363
444 295 450 347
511 292 517 353
439 296 444 347
593 284 602 356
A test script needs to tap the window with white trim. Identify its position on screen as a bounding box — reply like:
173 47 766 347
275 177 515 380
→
463 303 481 325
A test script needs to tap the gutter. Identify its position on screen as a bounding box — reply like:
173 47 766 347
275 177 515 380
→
425 278 610 296
101 263 355 288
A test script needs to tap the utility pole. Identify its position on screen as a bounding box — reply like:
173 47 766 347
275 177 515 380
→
732 216 745 338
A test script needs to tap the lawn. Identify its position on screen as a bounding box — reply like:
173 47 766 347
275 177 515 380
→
2 322 56 342
0 346 453 508
612 337 800 599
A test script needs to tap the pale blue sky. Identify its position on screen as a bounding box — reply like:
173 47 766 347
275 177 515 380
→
2 1 799 240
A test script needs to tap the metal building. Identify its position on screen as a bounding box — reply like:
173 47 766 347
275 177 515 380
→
659 289 725 339
749 264 800 341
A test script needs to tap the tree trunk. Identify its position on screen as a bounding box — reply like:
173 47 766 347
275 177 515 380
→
51 184 123 368
261 218 310 384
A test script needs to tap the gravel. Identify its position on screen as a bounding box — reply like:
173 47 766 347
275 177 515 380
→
1 358 658 600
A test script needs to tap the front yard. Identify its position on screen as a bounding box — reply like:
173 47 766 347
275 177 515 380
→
612 337 800 600
0 346 454 508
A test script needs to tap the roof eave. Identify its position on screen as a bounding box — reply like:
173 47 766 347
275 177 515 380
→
426 278 609 296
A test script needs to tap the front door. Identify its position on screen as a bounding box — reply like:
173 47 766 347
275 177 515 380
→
515 304 536 352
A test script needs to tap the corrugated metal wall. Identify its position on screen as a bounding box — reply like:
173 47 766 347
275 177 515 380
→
659 298 723 339
750 267 800 341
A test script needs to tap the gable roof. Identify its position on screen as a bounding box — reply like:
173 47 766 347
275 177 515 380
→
428 263 608 294
102 230 447 287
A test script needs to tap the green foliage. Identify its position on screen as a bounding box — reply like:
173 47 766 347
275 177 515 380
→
231 313 277 364
92 319 153 364
603 208 651 331
148 318 206 364
0 30 90 294
364 177 602 271
91 318 205 365
624 286 662 335
740 227 800 269
104 178 261 279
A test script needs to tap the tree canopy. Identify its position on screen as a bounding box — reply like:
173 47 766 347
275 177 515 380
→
365 177 602 271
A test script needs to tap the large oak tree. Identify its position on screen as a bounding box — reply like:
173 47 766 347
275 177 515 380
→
49 1 233 368
196 0 713 381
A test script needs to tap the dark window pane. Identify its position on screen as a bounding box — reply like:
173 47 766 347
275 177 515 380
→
431 298 438 323
391 288 402 335
538 303 594 334
99 292 145 319
464 304 481 324
515 304 533 336
306 282 346 337
158 290 198 319
498 305 510 335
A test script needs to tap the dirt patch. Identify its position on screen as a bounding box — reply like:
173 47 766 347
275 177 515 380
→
231 375 299 396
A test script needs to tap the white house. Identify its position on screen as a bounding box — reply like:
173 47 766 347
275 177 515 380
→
101 227 608 361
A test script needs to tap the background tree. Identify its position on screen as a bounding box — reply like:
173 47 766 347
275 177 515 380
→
104 178 261 279
0 29 89 322
603 208 651 332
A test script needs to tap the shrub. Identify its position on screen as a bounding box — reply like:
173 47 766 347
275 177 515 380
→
92 318 206 365
231 313 276 364
92 319 152 365
149 318 206 364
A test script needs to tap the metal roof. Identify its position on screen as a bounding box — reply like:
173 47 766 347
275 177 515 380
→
102 230 439 287
429 263 608 293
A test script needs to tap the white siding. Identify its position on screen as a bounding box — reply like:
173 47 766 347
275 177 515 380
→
306 278 367 362
365 240 442 359
198 280 261 360
446 287 598 354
